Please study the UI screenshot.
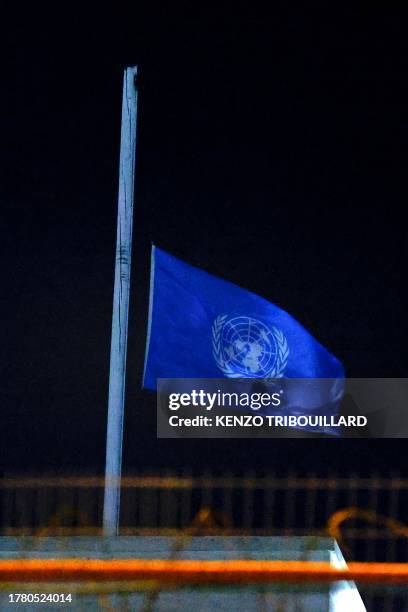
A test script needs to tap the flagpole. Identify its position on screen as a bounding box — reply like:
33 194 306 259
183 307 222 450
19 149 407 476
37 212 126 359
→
103 66 138 535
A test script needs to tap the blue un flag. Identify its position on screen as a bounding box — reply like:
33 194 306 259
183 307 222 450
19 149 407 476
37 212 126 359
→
143 246 344 391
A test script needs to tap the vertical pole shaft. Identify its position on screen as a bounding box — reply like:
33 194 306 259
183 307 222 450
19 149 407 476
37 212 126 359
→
103 66 138 535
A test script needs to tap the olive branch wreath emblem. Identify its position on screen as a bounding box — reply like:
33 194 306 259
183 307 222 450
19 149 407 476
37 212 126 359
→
212 314 289 378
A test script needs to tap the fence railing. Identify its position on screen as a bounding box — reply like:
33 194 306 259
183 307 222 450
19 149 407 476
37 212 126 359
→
1 473 407 562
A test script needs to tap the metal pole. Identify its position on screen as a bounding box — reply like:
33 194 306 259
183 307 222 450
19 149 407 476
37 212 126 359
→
103 66 138 535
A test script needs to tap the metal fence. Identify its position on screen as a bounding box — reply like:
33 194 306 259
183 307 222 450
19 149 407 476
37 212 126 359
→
1 473 407 563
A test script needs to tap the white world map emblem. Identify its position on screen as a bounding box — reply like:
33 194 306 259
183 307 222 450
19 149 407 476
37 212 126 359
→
212 315 289 378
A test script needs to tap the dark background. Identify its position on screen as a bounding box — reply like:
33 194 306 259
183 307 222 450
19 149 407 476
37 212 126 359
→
1 5 407 475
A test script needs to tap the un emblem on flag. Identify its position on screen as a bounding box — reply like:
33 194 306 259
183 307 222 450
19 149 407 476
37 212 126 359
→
212 315 289 378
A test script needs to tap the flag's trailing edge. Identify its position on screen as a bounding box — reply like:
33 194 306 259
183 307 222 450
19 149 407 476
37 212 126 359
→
143 245 344 434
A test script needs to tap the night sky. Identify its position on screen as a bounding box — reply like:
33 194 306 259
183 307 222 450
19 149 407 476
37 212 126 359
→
2 5 407 475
